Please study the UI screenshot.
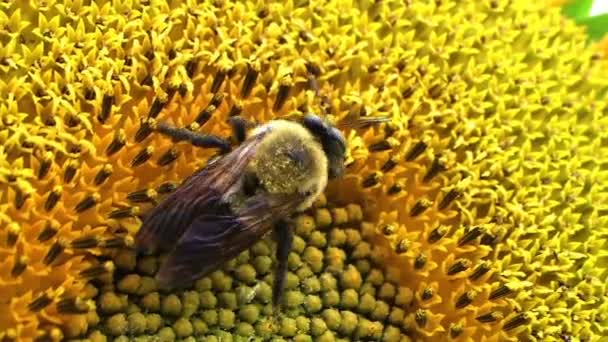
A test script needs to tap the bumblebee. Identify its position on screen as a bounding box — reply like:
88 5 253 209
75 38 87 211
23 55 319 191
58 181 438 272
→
135 113 384 309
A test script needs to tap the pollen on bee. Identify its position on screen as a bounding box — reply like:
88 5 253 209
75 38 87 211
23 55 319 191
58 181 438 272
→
75 193 100 213
44 186 62 212
28 293 53 312
447 258 471 276
458 226 484 246
127 188 158 203
106 130 127 156
94 164 113 185
135 118 157 143
405 141 427 161
63 159 79 183
131 146 154 167
43 240 65 265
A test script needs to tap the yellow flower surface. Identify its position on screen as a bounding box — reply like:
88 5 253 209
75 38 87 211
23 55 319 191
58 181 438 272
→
0 0 607 341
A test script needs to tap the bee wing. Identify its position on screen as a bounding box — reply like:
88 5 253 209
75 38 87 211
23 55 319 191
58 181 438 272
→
154 192 305 289
135 131 269 254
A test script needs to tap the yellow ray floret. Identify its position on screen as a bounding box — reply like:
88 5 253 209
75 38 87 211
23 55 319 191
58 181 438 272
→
0 0 607 341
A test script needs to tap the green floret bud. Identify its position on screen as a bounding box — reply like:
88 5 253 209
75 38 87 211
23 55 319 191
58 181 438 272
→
235 264 257 284
157 326 175 342
117 274 141 294
195 277 212 291
314 209 332 228
359 293 376 313
389 307 406 325
322 290 340 307
295 316 310 333
296 265 314 279
236 285 257 305
211 270 233 291
256 282 273 303
199 291 217 309
378 282 396 301
236 250 250 264
251 240 271 256
114 336 129 342
310 317 328 336
360 282 376 296
355 318 374 339
191 318 208 335
238 304 260 323
355 259 371 275
145 313 162 333
309 231 327 248
372 300 390 321
324 247 346 273
161 294 182 316
305 294 323 313
253 255 273 275
182 291 200 317
137 276 157 295
385 266 401 284
288 252 303 270
294 334 313 342
173 317 193 338
366 268 384 286
285 272 300 289
218 291 238 309
338 310 359 335
328 229 347 246
301 277 321 294
317 330 335 342
395 286 414 307
87 330 106 342
127 312 146 335
202 310 218 326
105 313 127 336
340 289 359 309
302 246 324 273
218 309 236 329
319 273 338 291
322 309 342 330
255 318 276 337
98 291 125 314
351 241 371 259
279 317 298 337
236 322 255 336
284 290 305 308
382 326 402 342
344 229 362 247
295 215 316 237
291 235 306 254
204 336 218 342
340 265 362 289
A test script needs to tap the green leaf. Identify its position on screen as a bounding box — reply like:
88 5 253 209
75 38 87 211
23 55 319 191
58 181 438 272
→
562 0 594 19
577 13 608 41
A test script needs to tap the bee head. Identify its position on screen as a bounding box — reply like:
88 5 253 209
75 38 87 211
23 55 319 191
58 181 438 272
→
303 113 347 179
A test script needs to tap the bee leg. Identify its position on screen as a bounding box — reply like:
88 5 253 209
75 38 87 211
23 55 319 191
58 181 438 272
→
155 122 231 153
272 218 294 315
227 116 255 144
